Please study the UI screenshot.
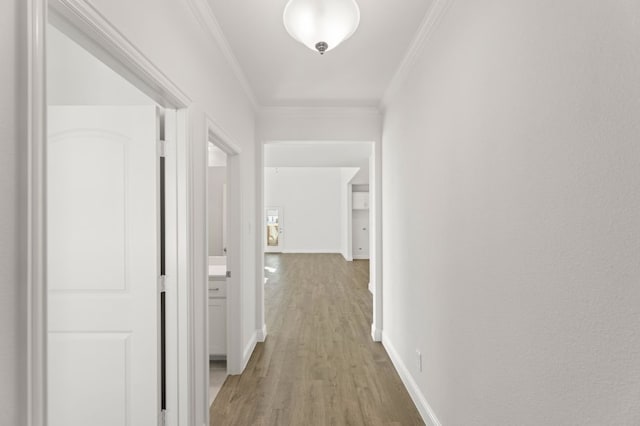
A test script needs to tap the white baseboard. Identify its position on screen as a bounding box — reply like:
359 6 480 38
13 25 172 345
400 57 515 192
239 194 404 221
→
241 330 258 372
381 333 441 426
257 323 267 342
353 254 370 260
371 324 382 342
242 325 268 371
282 249 339 254
341 252 353 262
368 282 374 294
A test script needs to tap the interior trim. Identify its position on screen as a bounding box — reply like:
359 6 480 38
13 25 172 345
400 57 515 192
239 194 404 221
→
26 1 47 424
260 105 382 118
29 1 195 424
49 0 192 108
185 0 260 110
382 332 442 426
380 0 454 110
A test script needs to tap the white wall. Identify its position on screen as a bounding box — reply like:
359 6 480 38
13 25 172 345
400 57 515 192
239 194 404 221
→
208 167 226 256
382 1 640 424
265 167 344 253
350 167 369 185
208 143 227 167
259 107 382 142
0 1 26 424
340 168 359 260
47 25 153 105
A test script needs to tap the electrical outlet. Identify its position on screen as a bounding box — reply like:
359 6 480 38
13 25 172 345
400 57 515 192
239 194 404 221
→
416 350 422 372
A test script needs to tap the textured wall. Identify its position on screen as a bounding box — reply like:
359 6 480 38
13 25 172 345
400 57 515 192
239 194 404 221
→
382 0 640 424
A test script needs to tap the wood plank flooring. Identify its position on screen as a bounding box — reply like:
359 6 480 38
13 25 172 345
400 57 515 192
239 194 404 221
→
210 253 424 425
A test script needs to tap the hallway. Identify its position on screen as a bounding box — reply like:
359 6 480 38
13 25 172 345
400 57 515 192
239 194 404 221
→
210 254 423 425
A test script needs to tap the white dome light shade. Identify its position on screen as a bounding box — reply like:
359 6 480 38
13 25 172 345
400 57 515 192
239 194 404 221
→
283 0 360 54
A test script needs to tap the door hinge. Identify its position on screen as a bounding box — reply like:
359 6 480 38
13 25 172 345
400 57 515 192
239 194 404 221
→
226 271 232 278
158 139 168 157
159 275 167 292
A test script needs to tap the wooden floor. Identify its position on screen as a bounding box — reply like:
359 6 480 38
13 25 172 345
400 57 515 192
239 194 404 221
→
210 253 424 425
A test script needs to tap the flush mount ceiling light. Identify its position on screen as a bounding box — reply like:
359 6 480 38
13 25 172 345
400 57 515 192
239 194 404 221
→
283 0 360 55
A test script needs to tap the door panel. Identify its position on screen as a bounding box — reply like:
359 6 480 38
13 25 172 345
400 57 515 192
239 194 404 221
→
48 333 130 426
48 106 160 426
352 210 370 259
48 132 127 291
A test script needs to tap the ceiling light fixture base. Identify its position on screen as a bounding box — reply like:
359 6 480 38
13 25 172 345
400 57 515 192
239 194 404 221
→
315 42 328 55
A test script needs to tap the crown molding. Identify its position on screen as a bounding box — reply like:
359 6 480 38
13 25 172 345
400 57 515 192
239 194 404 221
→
259 106 381 119
206 114 242 155
379 0 454 111
51 0 192 108
185 0 260 110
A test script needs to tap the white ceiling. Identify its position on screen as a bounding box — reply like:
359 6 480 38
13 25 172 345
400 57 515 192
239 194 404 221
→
206 0 434 107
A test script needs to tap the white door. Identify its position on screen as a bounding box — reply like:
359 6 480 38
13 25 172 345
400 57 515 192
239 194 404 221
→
48 106 161 426
352 210 370 259
265 207 284 252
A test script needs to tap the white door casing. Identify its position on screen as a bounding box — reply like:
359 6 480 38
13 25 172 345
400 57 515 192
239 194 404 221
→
48 106 161 426
222 183 228 254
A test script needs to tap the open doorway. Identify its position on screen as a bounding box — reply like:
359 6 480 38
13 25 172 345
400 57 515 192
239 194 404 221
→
204 119 244 413
261 141 375 322
207 142 228 404
46 21 175 426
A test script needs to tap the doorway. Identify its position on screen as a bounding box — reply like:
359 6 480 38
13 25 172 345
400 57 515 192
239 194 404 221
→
206 142 228 404
40 7 191 425
204 117 244 412
265 207 284 252
46 23 168 426
260 142 378 338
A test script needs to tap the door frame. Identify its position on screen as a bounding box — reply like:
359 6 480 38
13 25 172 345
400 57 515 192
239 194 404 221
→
264 206 284 253
257 139 383 342
27 1 194 425
205 117 244 379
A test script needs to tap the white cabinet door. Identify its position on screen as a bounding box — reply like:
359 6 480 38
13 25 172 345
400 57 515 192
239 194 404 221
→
209 298 227 356
352 209 370 259
48 106 160 426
